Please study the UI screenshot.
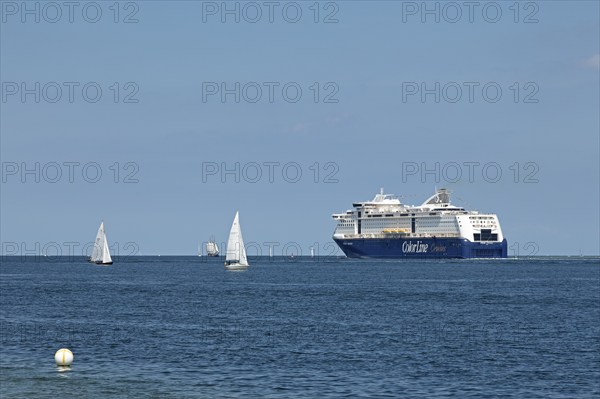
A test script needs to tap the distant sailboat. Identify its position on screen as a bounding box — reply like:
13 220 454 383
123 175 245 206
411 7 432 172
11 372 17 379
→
89 222 113 265
224 212 248 270
206 238 220 257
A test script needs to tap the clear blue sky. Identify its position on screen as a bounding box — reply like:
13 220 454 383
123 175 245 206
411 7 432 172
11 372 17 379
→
1 1 599 256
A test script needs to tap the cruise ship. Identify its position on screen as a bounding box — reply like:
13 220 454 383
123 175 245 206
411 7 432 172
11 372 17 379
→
332 188 507 259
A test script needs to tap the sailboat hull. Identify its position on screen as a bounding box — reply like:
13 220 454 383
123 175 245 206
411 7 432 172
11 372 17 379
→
224 262 248 270
88 256 112 265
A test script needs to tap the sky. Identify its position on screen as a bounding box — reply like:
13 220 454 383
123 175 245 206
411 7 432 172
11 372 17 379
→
1 0 599 256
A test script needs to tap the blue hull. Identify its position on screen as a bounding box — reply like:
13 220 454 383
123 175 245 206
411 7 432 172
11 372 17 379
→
334 237 508 259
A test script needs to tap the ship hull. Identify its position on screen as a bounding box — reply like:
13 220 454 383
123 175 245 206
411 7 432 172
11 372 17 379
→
334 237 507 259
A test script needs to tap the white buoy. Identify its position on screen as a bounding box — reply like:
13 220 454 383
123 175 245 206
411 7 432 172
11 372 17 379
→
54 348 73 366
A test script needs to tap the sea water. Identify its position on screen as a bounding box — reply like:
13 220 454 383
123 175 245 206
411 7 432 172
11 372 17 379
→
1 256 599 398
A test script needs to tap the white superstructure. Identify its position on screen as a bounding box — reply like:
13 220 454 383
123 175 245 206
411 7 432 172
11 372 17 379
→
332 188 505 244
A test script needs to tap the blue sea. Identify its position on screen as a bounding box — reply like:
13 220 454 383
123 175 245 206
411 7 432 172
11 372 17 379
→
1 256 599 398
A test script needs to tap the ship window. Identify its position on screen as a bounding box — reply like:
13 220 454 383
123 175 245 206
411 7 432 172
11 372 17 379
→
474 230 498 241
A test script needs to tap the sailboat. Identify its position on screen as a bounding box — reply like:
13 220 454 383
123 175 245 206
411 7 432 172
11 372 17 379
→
206 238 219 257
224 212 249 270
89 221 113 265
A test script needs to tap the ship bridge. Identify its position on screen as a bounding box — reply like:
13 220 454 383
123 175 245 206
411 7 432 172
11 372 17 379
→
418 188 465 211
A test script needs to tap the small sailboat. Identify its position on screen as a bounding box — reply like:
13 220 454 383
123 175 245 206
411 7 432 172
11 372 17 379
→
224 212 249 270
206 238 220 257
89 221 113 265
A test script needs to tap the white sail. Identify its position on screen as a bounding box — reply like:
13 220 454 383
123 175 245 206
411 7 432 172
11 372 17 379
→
206 241 219 256
91 222 112 264
102 233 112 263
225 212 248 267
91 222 104 261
